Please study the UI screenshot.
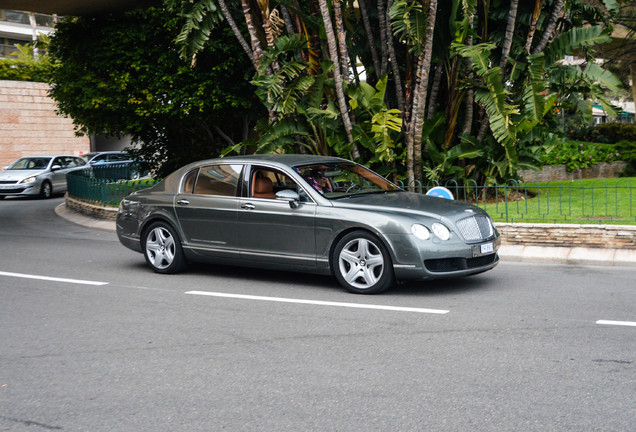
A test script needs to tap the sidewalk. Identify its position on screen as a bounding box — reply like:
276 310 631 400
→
55 203 636 268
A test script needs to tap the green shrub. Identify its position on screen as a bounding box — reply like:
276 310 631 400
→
614 140 636 176
0 58 54 82
541 140 625 171
595 122 636 143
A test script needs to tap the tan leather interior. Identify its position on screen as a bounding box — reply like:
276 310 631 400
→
253 176 276 199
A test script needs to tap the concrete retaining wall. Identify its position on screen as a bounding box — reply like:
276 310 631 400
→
65 194 118 221
0 80 90 168
518 162 628 183
497 222 636 249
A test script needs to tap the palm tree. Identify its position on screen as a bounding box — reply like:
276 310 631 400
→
410 0 438 185
499 0 519 75
357 0 382 80
532 0 565 54
318 0 355 146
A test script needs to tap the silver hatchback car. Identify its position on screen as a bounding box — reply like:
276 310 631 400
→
0 155 87 199
117 155 500 294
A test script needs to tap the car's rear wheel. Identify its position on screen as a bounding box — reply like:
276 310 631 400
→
332 231 394 294
39 181 52 199
143 222 187 274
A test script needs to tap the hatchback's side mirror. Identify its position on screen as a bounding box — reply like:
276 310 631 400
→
275 189 301 209
51 165 62 171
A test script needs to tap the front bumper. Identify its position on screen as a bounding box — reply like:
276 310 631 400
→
387 233 501 281
0 183 39 197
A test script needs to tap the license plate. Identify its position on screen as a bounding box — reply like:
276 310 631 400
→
480 242 494 254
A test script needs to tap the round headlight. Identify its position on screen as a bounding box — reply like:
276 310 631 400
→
411 224 430 240
432 223 451 241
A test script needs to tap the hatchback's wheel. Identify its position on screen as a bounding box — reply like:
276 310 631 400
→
39 181 52 199
143 222 187 274
332 231 394 294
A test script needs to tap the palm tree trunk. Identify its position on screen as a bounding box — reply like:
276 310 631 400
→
411 0 438 184
405 50 424 188
258 1 280 73
241 0 265 68
218 0 257 69
333 0 350 82
386 0 404 110
524 0 545 52
462 11 475 135
318 0 355 146
499 0 519 75
631 64 636 110
358 0 381 81
378 0 389 76
280 5 295 35
532 0 565 55
426 63 443 120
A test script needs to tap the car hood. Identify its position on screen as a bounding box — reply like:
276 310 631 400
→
330 191 489 221
0 169 46 181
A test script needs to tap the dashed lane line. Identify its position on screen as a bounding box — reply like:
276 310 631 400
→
185 290 450 314
0 270 108 286
596 320 636 327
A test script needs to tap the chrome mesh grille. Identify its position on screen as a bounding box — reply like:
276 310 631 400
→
456 215 493 242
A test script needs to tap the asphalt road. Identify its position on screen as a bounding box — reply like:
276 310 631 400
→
1 197 634 431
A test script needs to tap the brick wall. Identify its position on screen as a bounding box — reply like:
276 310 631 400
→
497 223 636 249
0 80 90 168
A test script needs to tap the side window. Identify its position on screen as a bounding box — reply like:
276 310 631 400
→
251 167 311 202
94 154 108 163
181 168 199 194
53 157 65 168
110 153 129 162
194 164 242 197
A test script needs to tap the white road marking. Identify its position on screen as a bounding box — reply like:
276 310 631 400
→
596 320 636 327
185 291 449 314
0 270 108 286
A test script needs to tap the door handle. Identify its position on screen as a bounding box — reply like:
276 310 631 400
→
177 199 190 206
241 203 256 210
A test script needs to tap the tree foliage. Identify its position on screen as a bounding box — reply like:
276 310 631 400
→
48 3 262 175
172 0 623 184
0 37 54 82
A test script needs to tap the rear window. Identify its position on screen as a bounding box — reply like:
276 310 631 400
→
194 164 242 197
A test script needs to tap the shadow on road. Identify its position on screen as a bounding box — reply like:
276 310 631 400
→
124 260 497 297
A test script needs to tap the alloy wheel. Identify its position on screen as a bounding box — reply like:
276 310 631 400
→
145 226 176 270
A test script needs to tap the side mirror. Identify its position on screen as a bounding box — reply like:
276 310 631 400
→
51 165 62 171
276 189 301 209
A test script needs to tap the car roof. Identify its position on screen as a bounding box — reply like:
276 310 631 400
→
193 154 349 169
19 155 82 158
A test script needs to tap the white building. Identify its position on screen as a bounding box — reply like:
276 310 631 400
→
0 9 56 58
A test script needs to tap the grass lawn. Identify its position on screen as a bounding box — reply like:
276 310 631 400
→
477 177 636 225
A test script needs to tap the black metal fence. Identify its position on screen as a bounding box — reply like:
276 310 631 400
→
398 179 635 225
67 164 635 225
66 164 158 207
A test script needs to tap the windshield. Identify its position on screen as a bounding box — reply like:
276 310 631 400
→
294 162 401 199
8 157 51 170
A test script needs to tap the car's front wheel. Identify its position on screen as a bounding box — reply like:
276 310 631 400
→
142 222 187 274
39 181 52 199
332 231 394 294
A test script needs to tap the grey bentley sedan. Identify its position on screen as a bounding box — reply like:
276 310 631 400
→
116 155 500 294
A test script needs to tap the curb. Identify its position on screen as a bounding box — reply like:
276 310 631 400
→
55 202 636 267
